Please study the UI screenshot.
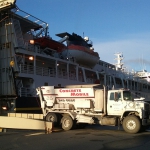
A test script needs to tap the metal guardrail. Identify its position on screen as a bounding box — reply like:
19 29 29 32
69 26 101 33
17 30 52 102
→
11 6 48 37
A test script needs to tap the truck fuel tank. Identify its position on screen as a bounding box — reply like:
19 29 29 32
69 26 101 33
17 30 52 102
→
99 117 117 126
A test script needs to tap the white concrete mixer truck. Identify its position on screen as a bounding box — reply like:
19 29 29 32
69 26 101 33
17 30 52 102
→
36 84 150 133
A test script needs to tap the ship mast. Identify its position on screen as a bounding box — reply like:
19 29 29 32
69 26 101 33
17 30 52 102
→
114 53 123 70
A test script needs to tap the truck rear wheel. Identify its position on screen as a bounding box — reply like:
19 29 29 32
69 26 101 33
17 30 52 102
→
46 113 58 126
61 115 74 130
123 115 141 134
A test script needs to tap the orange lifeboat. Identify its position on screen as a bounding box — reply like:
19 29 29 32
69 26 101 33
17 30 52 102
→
34 37 67 52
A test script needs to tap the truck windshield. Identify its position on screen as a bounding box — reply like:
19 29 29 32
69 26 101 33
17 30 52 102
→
123 91 132 100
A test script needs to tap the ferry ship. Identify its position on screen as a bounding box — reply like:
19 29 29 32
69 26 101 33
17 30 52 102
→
0 0 150 114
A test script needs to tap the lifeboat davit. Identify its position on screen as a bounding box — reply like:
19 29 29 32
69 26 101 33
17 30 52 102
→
56 32 100 68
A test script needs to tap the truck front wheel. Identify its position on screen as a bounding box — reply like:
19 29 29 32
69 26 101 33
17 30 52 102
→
123 115 141 134
61 115 74 130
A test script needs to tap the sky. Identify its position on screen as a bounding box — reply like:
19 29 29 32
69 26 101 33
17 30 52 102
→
16 0 150 72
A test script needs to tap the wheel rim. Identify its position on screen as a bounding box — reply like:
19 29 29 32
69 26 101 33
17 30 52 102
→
49 115 55 122
126 120 136 130
63 119 70 128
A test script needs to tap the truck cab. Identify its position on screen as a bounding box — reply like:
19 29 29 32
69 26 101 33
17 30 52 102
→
107 89 133 116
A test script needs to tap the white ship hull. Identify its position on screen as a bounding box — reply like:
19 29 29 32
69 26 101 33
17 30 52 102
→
62 49 99 68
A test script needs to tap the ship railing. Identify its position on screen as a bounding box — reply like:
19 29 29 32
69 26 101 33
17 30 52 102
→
11 7 48 37
35 66 42 75
36 66 56 77
24 42 35 52
19 64 56 77
86 78 94 83
116 84 124 89
58 70 68 79
130 86 135 90
78 76 84 82
114 69 127 78
69 73 77 80
19 64 80 81
18 87 35 97
16 79 23 96
30 88 36 96
42 67 49 76
139 79 148 84
113 70 136 81
19 64 34 74
49 69 56 77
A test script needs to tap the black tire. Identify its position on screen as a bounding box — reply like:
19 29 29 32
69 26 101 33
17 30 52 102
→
57 114 62 126
61 115 74 130
46 113 58 126
123 115 141 134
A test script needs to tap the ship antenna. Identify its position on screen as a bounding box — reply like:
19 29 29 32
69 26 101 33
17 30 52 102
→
83 32 84 38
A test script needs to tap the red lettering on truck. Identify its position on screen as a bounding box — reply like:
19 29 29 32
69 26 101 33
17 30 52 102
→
59 89 82 93
71 93 88 96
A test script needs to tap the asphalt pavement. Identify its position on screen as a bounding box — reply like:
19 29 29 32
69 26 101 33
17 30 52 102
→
0 125 150 150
